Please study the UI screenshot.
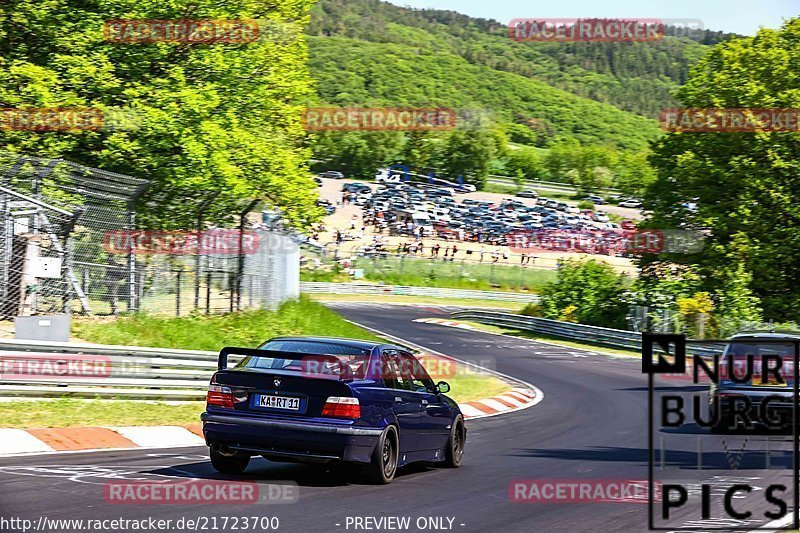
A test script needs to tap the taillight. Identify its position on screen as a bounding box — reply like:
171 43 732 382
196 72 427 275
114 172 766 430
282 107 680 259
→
321 396 361 419
207 384 234 409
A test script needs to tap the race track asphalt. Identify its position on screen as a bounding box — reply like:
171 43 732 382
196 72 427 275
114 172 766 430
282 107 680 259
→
0 303 793 533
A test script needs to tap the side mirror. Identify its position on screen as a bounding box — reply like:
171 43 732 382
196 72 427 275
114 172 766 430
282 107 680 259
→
437 381 451 394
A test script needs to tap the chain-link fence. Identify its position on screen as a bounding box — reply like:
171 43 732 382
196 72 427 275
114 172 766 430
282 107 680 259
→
627 304 798 339
0 152 300 318
299 248 558 293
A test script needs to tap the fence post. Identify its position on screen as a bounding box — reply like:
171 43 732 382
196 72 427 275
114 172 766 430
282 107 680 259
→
696 312 706 339
236 200 259 312
176 269 182 317
194 193 219 311
205 271 212 314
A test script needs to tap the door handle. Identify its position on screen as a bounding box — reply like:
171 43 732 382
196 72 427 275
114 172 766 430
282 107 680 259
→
395 397 403 403
421 399 429 405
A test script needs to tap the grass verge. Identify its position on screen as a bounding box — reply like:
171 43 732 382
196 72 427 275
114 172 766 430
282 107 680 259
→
72 296 385 350
306 293 528 310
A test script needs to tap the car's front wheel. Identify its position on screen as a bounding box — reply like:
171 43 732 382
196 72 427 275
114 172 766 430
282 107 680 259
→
364 426 398 484
444 415 466 467
210 448 250 474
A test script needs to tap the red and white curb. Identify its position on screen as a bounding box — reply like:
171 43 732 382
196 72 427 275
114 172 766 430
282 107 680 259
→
458 386 540 419
0 425 205 457
413 317 475 329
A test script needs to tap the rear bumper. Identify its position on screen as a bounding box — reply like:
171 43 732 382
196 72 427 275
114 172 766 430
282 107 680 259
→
201 412 382 464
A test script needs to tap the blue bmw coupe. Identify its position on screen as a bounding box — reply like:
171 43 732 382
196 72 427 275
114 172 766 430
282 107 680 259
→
201 337 466 483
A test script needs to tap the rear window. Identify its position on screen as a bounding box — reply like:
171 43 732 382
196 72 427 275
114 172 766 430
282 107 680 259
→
233 340 371 379
722 341 798 384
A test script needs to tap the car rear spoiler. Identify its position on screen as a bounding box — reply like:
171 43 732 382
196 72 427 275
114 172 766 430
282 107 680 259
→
217 347 362 381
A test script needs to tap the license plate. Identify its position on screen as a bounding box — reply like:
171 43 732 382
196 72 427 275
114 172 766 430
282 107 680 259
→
753 378 788 387
258 395 300 410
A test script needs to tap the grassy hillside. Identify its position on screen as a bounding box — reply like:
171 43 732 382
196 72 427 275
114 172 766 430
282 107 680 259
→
308 0 720 112
309 37 661 150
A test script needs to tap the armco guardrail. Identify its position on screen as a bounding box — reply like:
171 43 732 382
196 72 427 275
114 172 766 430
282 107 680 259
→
452 310 643 350
450 310 724 355
487 175 621 197
0 339 237 400
300 282 538 303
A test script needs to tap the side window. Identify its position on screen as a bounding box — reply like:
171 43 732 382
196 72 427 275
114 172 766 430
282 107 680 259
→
399 352 435 393
381 354 412 391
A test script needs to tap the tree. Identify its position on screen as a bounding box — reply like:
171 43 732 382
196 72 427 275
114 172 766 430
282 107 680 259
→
312 131 404 180
505 146 546 181
440 127 505 189
0 0 320 229
614 151 656 197
646 18 800 322
539 260 629 328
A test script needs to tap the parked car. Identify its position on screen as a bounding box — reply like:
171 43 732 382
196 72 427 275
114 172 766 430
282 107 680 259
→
516 189 538 199
583 195 605 204
593 211 610 223
618 199 643 208
203 338 466 483
342 182 372 194
320 170 345 180
620 220 637 230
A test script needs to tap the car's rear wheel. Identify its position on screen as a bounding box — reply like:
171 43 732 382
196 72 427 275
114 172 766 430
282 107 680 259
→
444 416 466 467
364 426 398 484
210 448 250 474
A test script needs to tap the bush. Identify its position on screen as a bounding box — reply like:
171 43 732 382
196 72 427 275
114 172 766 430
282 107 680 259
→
577 200 594 210
539 260 629 328
520 302 543 317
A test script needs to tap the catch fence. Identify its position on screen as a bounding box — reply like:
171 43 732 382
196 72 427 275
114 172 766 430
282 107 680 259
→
0 152 300 318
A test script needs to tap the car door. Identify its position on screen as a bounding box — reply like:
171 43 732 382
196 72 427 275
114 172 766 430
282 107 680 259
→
398 352 454 452
381 352 422 456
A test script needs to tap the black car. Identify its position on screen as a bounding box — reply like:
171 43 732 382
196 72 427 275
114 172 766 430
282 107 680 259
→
320 170 345 179
342 182 371 194
709 333 800 432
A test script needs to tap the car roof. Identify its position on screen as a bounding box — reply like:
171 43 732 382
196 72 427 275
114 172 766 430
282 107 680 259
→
730 332 800 340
